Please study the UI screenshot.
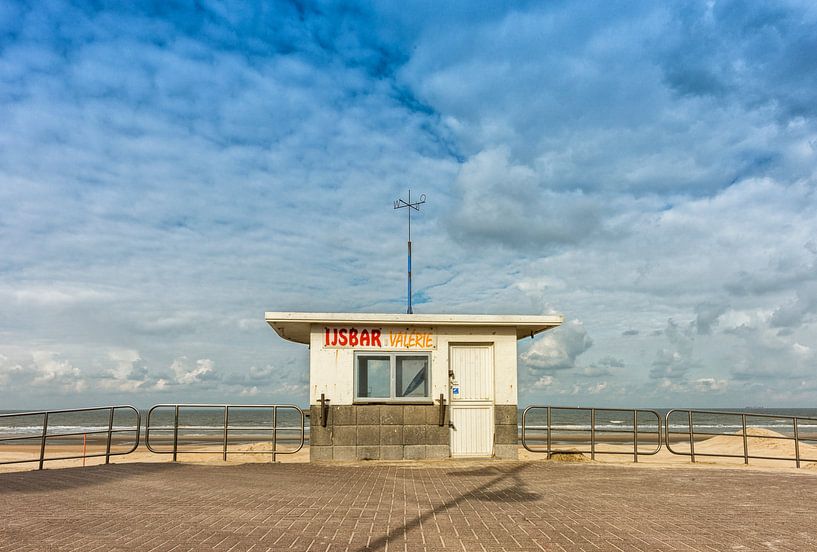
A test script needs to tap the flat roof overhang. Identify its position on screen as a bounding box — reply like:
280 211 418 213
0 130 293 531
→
265 312 564 344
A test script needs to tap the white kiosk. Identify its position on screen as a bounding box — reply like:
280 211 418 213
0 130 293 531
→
266 312 562 461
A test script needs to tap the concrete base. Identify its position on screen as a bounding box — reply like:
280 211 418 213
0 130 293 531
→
310 404 451 461
310 403 518 461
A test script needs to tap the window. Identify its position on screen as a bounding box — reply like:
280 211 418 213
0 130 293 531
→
355 353 430 402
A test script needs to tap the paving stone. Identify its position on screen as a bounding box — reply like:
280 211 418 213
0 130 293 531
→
3 460 817 551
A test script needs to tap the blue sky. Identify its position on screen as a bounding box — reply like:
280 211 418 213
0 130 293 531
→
2 1 817 409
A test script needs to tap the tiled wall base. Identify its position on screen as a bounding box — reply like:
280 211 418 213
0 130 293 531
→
310 404 519 461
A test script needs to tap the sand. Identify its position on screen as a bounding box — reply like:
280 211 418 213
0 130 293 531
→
2 428 816 474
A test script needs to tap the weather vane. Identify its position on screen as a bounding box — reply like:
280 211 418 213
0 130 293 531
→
394 190 426 314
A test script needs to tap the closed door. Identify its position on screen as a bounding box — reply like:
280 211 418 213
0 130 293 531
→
449 345 494 457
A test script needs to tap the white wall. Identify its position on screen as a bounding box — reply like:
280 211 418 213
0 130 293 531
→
308 325 518 405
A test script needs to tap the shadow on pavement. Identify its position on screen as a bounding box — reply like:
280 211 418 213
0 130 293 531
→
357 463 539 552
0 462 185 494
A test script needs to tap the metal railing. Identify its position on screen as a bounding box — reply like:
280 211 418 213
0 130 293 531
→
145 404 305 462
0 405 141 469
521 406 663 461
665 409 817 468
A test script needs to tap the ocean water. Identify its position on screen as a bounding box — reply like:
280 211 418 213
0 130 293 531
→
0 406 306 447
2 406 817 443
521 407 817 439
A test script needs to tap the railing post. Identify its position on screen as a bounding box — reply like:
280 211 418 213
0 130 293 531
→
688 410 695 463
105 406 115 465
590 409 596 461
272 406 278 463
546 406 552 459
222 406 229 462
172 405 180 462
39 412 49 470
633 410 639 463
794 417 801 469
742 414 748 465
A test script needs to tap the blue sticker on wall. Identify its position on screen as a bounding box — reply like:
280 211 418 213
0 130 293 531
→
452 387 460 395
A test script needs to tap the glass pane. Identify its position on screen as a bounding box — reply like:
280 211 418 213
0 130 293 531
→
357 356 390 398
396 356 428 398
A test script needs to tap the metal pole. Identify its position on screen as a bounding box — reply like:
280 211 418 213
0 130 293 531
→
105 406 115 465
633 410 639 463
39 412 49 470
742 414 748 465
438 394 445 427
407 240 412 314
794 417 801 469
222 406 229 462
172 405 180 462
688 410 695 463
590 409 596 461
546 406 552 459
272 406 278 463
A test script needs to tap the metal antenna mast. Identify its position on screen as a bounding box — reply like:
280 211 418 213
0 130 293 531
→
394 190 426 314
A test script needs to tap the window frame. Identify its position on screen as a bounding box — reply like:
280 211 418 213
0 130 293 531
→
354 351 432 403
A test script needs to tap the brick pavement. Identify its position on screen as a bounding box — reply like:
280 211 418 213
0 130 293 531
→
1 461 816 551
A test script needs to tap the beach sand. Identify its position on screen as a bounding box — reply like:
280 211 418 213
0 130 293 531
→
2 428 816 474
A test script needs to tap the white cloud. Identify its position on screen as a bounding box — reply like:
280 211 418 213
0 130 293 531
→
2 2 817 409
172 358 215 385
520 320 593 374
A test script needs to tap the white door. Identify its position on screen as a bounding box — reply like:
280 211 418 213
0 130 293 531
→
449 345 494 457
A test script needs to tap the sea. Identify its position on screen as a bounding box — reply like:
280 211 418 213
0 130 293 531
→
2 406 817 444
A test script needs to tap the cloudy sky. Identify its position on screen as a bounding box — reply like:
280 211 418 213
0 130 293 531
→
2 1 816 409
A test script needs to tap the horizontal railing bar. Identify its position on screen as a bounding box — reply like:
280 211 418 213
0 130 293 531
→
521 406 663 459
665 430 796 441
145 404 305 461
144 426 302 431
0 429 138 443
148 404 305 409
525 448 664 456
0 405 139 419
0 405 141 468
667 408 817 423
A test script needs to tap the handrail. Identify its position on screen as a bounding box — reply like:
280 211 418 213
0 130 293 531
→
665 408 817 468
522 406 662 461
145 404 305 462
0 405 141 469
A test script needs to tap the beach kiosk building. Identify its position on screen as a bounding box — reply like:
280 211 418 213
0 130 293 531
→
266 312 563 461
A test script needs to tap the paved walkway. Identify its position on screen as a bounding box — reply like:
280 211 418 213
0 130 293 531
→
1 461 816 551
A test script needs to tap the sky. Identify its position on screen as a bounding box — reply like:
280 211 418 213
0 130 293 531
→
1 1 817 409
